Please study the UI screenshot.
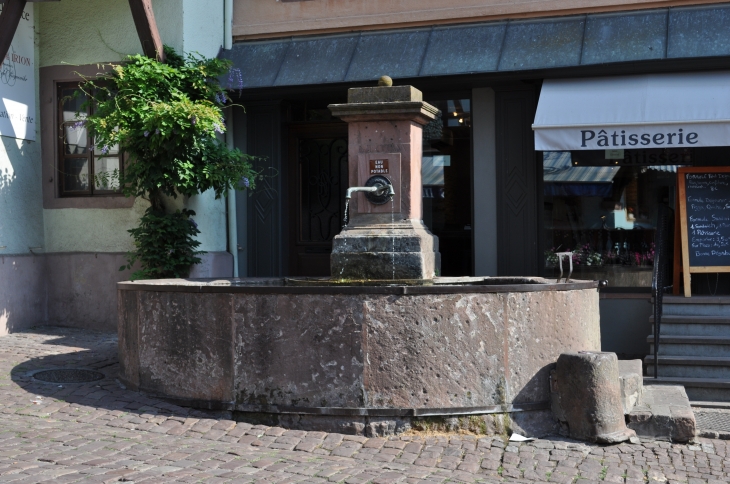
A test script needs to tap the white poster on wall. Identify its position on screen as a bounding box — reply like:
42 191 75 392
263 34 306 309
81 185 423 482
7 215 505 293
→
0 5 35 141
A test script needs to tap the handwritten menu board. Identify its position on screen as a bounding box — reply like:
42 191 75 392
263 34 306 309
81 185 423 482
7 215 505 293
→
678 167 730 296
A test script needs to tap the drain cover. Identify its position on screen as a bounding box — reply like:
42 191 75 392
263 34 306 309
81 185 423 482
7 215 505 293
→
695 411 730 432
32 369 104 383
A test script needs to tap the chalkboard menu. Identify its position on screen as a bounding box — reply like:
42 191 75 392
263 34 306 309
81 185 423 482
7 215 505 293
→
678 166 730 296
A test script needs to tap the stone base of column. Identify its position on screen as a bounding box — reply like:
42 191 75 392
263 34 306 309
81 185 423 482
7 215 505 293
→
331 220 440 280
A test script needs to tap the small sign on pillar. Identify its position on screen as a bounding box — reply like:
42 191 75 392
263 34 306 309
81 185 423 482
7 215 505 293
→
369 159 389 175
357 153 401 214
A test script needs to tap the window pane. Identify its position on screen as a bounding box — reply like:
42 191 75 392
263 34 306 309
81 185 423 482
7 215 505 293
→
93 156 121 191
63 123 88 154
93 141 119 155
542 149 684 288
62 158 90 192
61 88 88 123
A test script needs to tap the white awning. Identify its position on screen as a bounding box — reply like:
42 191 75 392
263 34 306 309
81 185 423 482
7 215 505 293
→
533 72 730 151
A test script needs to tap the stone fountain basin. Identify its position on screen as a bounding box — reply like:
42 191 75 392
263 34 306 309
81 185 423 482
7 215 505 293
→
118 276 600 435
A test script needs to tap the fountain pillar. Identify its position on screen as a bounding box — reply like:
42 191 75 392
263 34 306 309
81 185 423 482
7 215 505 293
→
328 83 441 280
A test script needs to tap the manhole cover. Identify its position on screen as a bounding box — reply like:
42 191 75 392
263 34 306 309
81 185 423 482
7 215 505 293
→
695 411 730 432
32 369 104 383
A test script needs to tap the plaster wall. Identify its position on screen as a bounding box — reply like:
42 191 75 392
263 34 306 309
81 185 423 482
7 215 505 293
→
38 0 184 67
0 126 43 257
0 7 45 335
234 0 730 39
38 0 228 254
43 199 149 253
183 0 225 58
0 255 46 335
0 6 44 257
180 0 227 252
0 0 230 335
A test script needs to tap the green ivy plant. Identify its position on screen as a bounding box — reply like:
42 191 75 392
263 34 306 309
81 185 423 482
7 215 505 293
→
80 46 254 279
126 208 203 280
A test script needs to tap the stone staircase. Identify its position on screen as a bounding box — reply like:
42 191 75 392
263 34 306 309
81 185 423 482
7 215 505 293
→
646 296 730 403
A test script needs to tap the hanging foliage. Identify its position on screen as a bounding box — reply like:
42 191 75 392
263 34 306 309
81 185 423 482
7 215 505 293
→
80 46 254 279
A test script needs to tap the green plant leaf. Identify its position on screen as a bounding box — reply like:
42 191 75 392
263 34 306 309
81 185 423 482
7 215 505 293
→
81 46 258 280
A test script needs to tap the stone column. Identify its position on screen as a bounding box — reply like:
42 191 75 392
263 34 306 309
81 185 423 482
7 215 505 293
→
553 352 637 444
328 84 441 280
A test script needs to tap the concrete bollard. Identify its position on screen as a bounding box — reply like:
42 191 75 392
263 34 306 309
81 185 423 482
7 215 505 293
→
552 352 637 444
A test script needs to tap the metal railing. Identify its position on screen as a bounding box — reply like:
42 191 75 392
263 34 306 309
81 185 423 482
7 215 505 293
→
652 204 675 379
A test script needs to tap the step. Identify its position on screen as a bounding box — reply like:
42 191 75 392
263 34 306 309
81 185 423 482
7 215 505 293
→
627 384 696 442
649 315 730 336
648 335 730 357
691 401 730 409
645 355 730 378
661 296 730 317
643 376 730 402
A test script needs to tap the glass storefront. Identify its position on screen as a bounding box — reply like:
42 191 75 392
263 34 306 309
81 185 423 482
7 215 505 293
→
542 147 730 289
422 98 472 276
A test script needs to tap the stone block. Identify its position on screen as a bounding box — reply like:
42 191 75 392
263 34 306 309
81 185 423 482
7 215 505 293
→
627 385 696 443
510 409 560 438
331 220 440 280
136 292 234 403
553 352 636 444
347 86 423 103
618 359 643 414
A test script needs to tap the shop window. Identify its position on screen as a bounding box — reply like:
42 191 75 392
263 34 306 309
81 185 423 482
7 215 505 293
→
542 148 690 289
57 82 122 197
422 98 472 276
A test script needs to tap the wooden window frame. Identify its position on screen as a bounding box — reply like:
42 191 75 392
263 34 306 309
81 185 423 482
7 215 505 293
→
56 81 124 198
41 64 135 209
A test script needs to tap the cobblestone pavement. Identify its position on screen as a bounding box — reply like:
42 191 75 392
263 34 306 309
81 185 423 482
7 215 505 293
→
0 327 729 483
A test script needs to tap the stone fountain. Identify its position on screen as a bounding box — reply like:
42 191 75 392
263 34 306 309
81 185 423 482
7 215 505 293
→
118 82 600 437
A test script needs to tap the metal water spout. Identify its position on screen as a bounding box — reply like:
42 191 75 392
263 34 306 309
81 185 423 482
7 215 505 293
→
345 183 395 202
342 177 395 228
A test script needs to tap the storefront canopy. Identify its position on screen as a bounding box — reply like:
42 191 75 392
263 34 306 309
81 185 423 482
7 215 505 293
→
222 4 730 90
534 72 730 151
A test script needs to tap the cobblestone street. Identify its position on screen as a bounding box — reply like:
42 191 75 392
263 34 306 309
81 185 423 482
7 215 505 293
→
0 327 728 483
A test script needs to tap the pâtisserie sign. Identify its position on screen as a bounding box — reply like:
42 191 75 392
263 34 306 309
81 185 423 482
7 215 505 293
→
580 128 698 148
537 124 730 151
0 4 35 141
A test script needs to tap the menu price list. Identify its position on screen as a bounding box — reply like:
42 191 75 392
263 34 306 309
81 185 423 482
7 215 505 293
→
686 172 730 267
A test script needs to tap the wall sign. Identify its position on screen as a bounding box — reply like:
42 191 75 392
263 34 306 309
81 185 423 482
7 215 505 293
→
357 153 400 215
369 159 389 175
678 166 730 296
0 4 35 141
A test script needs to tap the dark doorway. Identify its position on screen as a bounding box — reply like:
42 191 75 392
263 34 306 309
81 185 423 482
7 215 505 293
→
287 124 348 276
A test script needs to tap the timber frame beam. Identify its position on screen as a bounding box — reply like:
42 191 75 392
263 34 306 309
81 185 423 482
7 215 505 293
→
128 0 165 62
0 0 27 65
1 0 164 66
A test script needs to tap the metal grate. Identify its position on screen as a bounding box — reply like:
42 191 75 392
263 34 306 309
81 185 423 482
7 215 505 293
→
695 411 730 433
32 369 104 384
